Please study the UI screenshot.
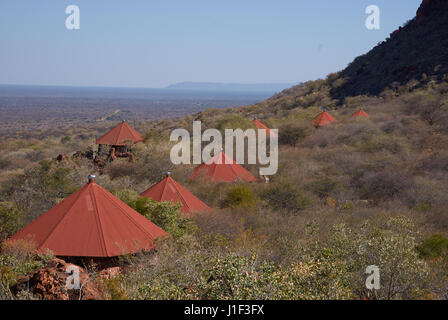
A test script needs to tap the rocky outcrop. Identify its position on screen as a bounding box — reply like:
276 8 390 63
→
12 258 104 300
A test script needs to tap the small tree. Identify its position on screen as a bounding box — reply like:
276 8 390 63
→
0 202 24 240
221 185 255 210
311 217 430 300
115 190 196 238
279 122 310 147
261 179 311 214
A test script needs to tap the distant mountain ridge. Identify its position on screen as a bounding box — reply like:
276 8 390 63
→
165 82 297 93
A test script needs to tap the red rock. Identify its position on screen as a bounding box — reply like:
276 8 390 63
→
13 258 104 300
98 267 121 281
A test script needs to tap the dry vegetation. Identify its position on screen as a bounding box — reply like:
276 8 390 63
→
1 75 448 300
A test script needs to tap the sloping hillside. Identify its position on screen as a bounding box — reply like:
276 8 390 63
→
2 0 448 301
226 0 448 116
332 0 448 99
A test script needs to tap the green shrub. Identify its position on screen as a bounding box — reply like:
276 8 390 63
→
279 122 310 147
355 134 407 154
414 202 432 212
104 277 129 300
115 190 197 238
307 175 340 198
0 202 24 239
359 171 412 201
0 239 53 298
60 136 72 144
143 129 167 144
0 157 11 170
106 162 141 180
261 180 311 214
199 254 280 299
216 115 254 132
0 161 78 224
340 202 355 211
314 217 430 299
221 185 255 210
137 279 186 300
417 235 448 259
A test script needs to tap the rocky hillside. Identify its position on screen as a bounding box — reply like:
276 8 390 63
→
331 0 448 99
231 0 448 116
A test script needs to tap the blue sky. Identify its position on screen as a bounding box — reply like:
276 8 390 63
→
0 0 421 88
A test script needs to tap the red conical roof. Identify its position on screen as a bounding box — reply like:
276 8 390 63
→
189 151 258 183
252 119 278 138
140 175 212 216
9 178 168 257
351 109 369 118
312 111 338 127
96 121 145 146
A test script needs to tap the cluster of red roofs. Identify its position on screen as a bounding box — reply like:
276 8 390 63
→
8 110 367 258
8 120 266 258
312 108 369 127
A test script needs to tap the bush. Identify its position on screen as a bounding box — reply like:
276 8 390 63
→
310 217 430 299
216 115 254 132
200 254 277 299
355 134 407 154
261 180 311 214
417 235 448 259
307 175 340 198
0 202 24 240
221 185 255 210
0 161 78 224
115 190 197 238
0 239 53 299
421 151 448 172
0 157 11 170
279 122 310 147
134 252 353 300
137 278 187 300
358 171 413 202
403 177 448 211
404 91 446 128
143 129 167 144
106 162 141 180
104 277 129 300
60 136 72 144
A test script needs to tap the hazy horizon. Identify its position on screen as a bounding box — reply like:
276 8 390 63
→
0 81 296 90
0 0 421 88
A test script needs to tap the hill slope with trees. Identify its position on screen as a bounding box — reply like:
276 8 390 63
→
1 0 448 300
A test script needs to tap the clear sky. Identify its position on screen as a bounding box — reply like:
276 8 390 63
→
0 0 422 88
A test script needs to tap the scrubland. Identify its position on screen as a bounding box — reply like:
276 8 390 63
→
1 78 448 300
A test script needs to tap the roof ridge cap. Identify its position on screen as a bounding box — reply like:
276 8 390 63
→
169 177 193 212
90 184 109 257
160 176 170 199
